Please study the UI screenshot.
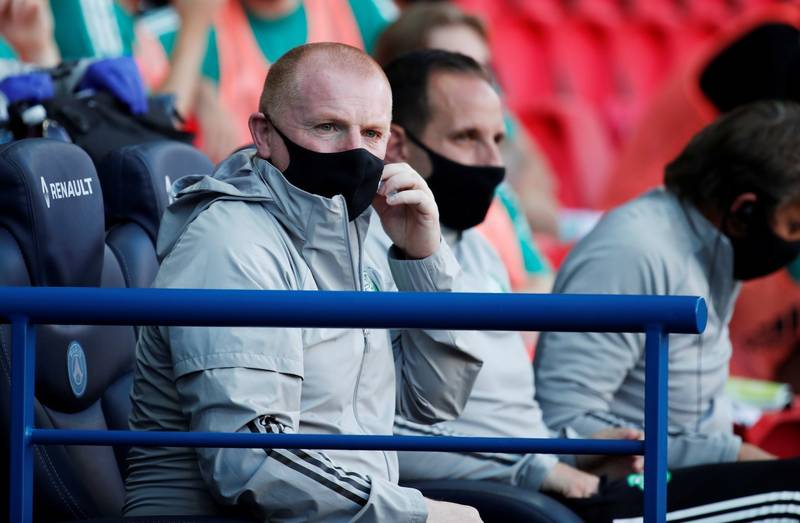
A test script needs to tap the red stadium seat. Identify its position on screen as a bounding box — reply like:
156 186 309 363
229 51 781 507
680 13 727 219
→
487 14 555 112
729 269 800 383
509 0 564 26
518 98 613 210
604 18 678 145
741 397 800 458
545 15 614 109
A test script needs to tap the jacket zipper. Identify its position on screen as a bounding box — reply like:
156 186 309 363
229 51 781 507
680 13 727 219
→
345 211 393 477
343 206 369 432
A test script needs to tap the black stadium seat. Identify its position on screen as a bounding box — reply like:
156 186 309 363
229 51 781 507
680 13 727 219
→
0 139 249 523
98 141 213 290
0 139 137 521
405 480 585 523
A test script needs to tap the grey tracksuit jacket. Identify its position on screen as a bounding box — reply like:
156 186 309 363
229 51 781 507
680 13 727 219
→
535 188 742 468
378 226 559 491
122 150 483 522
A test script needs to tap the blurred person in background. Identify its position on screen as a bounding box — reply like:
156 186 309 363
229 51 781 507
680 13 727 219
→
47 0 217 124
0 0 60 65
536 101 800 470
385 51 800 523
374 1 559 296
140 0 397 162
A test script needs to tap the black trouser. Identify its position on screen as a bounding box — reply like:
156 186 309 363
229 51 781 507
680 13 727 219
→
559 458 800 522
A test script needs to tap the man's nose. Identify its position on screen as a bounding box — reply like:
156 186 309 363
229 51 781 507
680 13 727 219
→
342 128 364 150
478 141 503 167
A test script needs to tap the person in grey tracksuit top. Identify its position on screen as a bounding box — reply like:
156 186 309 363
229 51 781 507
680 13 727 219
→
536 100 800 469
123 44 484 522
379 50 615 500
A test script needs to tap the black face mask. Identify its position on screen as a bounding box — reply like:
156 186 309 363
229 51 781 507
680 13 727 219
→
272 124 383 221
726 201 800 280
405 130 505 231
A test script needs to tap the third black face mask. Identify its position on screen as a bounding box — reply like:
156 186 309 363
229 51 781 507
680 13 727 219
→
272 124 384 221
726 201 800 280
405 130 505 231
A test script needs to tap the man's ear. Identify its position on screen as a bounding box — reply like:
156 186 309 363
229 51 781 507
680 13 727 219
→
725 191 759 237
249 112 273 159
385 123 410 164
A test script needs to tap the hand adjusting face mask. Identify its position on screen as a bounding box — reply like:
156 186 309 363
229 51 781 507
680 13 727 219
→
405 129 506 231
271 123 384 221
725 194 800 280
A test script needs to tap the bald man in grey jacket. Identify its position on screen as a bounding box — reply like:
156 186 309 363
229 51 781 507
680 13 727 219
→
124 43 484 523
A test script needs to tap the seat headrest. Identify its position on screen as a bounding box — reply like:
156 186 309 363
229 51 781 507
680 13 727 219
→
0 139 104 286
98 141 213 243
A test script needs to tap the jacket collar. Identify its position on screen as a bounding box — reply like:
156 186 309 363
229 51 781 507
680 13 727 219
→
253 156 373 290
667 188 739 316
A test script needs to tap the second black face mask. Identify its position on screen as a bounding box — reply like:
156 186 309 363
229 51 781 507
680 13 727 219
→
726 201 800 280
272 124 384 221
405 130 506 231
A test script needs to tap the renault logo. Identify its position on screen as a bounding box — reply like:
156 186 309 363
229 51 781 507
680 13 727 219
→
165 175 175 204
41 176 50 208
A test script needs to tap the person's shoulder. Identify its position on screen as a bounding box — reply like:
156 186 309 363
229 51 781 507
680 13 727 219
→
191 198 287 254
160 199 302 290
454 230 513 293
588 190 690 255
556 191 688 294
461 229 505 269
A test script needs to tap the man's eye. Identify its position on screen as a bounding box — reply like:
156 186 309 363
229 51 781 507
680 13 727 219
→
364 130 380 139
317 123 335 132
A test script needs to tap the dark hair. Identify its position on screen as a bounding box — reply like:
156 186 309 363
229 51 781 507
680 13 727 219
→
664 100 800 213
373 2 487 67
384 49 488 136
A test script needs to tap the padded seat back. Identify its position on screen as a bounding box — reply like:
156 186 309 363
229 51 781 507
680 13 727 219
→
98 141 213 289
0 139 137 521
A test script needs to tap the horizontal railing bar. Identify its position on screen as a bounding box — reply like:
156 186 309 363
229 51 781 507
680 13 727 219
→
0 288 707 334
30 429 645 455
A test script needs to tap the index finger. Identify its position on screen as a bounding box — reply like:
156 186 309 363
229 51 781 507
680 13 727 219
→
381 162 422 180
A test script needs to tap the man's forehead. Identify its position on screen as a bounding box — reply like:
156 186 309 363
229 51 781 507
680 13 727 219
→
288 61 392 123
427 71 503 130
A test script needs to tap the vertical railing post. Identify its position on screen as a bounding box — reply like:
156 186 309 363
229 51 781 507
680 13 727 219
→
9 317 36 523
643 326 669 523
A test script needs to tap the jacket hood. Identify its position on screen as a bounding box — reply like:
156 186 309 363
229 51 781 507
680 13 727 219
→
156 148 276 259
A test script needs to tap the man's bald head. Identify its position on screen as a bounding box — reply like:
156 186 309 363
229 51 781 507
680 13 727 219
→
259 42 388 118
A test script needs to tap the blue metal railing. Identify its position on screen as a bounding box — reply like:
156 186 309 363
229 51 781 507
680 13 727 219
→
3 287 708 523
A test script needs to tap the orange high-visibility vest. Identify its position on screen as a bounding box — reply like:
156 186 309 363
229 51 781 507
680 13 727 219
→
216 0 364 148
